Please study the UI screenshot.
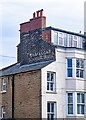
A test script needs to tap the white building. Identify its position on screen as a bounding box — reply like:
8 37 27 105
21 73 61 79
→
41 28 86 119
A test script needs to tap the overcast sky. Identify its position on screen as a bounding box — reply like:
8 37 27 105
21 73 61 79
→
0 0 85 69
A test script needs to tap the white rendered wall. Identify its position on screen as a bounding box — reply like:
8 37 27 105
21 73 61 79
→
41 49 66 118
41 47 86 118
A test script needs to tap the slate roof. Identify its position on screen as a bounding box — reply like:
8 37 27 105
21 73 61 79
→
0 60 53 77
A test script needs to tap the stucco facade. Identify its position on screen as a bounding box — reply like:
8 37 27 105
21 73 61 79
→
41 47 86 119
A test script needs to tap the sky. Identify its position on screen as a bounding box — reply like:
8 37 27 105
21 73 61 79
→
0 0 85 69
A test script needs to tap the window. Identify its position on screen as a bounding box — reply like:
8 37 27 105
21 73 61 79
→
64 33 67 47
1 106 6 118
47 102 56 120
53 31 58 45
69 34 73 47
47 72 56 92
67 92 85 116
77 93 84 114
67 59 72 77
73 35 78 47
1 78 6 92
76 59 84 78
58 32 64 46
67 93 73 114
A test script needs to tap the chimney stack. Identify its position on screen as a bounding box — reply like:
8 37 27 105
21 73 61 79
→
20 9 46 33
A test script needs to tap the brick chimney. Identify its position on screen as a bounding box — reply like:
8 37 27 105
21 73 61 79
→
20 9 46 33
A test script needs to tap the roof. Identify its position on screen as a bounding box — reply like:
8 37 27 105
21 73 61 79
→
42 26 86 38
0 60 53 77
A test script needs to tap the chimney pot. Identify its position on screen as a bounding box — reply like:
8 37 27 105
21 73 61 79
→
37 11 39 17
40 9 43 16
33 12 36 18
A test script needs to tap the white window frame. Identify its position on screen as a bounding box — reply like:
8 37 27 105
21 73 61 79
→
53 31 58 45
68 34 73 47
77 93 85 115
1 78 6 93
47 102 56 120
1 106 6 118
67 92 85 117
66 58 73 78
67 92 74 116
76 59 84 79
47 72 56 92
58 32 64 46
73 35 78 47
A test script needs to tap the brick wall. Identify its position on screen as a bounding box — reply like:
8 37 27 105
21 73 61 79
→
0 70 41 118
0 76 12 118
20 9 46 33
42 29 51 43
14 70 41 118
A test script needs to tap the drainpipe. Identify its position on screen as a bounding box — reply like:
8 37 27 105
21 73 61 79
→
12 75 14 118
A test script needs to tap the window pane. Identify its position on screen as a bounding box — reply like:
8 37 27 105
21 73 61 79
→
47 103 50 112
80 70 83 78
51 114 54 120
51 103 54 112
3 85 6 91
74 41 77 47
76 69 79 77
77 93 80 103
47 73 50 81
81 94 84 103
76 60 80 68
68 69 72 77
69 35 72 47
68 93 73 103
47 82 49 90
59 37 63 45
50 83 53 91
68 104 73 114
64 33 67 46
47 102 56 119
51 74 54 81
67 59 72 67
77 104 80 114
81 105 84 114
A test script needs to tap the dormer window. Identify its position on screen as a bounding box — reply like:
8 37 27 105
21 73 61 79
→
73 35 78 47
58 32 64 46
